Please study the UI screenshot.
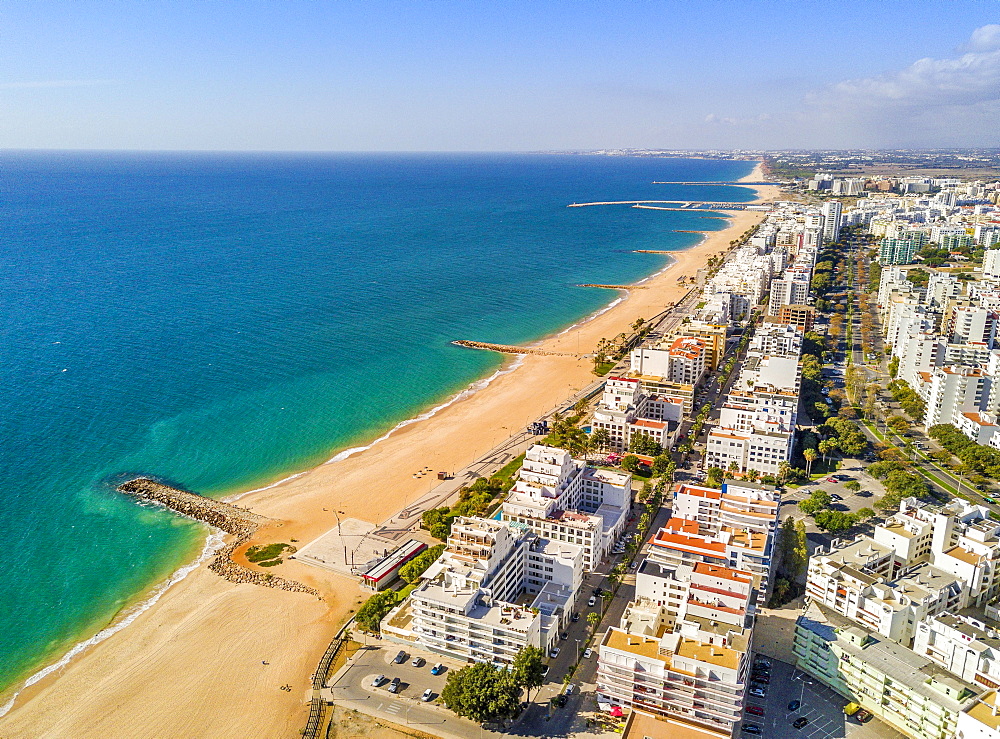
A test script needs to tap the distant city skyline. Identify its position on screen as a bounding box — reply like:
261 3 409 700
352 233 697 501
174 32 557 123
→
1 2 998 151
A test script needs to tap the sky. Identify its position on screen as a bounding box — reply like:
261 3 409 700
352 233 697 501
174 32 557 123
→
1 1 999 151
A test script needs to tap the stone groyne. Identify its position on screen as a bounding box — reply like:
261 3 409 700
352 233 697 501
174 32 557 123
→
451 340 579 357
577 283 648 290
118 478 318 596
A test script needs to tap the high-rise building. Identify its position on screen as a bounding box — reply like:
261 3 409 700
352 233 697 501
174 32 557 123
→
821 201 843 243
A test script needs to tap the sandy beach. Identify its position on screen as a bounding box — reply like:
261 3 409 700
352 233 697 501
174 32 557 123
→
0 164 781 739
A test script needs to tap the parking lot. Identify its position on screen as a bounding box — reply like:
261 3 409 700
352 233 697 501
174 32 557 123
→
780 459 889 552
741 656 904 739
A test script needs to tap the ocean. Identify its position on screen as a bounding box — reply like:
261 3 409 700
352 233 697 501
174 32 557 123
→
0 152 754 699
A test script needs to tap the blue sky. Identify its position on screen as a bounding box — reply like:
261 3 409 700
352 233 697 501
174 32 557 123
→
1 1 998 150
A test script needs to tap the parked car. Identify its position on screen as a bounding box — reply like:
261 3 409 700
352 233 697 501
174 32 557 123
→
588 596 597 607
560 632 568 641
388 677 401 693
393 651 407 664
371 674 385 687
749 687 766 698
830 494 842 501
411 656 425 668
430 663 445 675
742 724 762 735
746 705 764 716
571 613 580 623
550 647 561 658
753 657 770 668
583 648 593 659
421 689 434 702
856 709 872 723
787 700 801 711
565 684 576 695
826 477 837 483
593 587 603 596
793 717 809 729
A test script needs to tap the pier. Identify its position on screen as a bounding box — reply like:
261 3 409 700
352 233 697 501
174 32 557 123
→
650 180 773 185
119 478 318 595
577 283 648 290
568 199 755 211
633 249 675 254
451 340 579 357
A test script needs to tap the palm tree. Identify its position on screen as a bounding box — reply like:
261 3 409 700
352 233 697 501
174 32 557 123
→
587 611 600 630
803 448 817 476
778 461 792 484
818 439 838 465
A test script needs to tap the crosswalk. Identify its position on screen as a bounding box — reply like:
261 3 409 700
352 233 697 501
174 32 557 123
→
383 701 405 715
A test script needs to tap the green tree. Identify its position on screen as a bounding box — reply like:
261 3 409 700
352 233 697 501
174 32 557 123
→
888 356 899 378
399 544 447 584
442 662 521 725
590 427 610 454
706 467 724 488
799 490 832 516
814 509 855 533
844 480 861 492
621 454 641 473
587 611 600 630
512 646 546 701
355 590 401 634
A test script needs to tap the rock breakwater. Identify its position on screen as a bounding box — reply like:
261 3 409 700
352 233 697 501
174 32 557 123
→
451 340 579 357
118 478 318 596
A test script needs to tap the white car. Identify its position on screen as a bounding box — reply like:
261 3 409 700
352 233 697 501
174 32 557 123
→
371 674 385 687
583 648 593 659
565 684 576 695
588 596 597 607
421 689 434 702
550 647 561 658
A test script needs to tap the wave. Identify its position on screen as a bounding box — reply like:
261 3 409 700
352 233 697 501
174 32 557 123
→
0 529 228 719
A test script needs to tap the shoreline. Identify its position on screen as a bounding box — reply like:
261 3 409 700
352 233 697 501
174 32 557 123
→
0 162 781 738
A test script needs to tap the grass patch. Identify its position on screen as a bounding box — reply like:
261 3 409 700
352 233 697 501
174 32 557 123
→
258 559 282 567
593 361 616 376
246 542 293 563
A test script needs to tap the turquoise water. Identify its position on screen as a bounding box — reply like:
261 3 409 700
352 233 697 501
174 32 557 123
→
0 152 754 696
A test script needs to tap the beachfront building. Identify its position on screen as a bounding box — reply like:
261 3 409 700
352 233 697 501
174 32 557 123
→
499 444 631 570
380 515 585 664
629 337 709 387
590 377 683 453
794 600 981 739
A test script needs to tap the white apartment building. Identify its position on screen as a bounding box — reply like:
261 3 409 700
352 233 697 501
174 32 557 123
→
590 377 682 452
705 355 800 477
924 366 991 428
500 444 630 570
767 270 811 317
949 306 999 348
748 322 804 359
382 516 585 665
629 337 708 387
822 200 843 243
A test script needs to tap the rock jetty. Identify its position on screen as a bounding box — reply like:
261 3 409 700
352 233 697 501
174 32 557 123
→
451 340 579 357
118 478 318 596
577 283 648 290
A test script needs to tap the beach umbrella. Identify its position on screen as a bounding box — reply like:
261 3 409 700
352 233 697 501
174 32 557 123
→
610 706 624 718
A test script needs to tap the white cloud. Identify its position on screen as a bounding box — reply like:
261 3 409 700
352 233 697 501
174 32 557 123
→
963 24 1000 52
